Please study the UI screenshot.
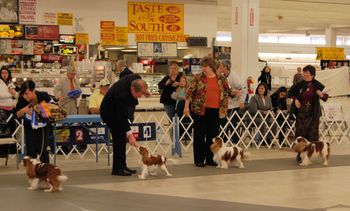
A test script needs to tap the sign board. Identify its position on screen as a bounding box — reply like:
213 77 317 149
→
59 34 75 44
130 122 156 141
57 12 73 26
322 103 343 121
135 33 187 42
43 12 56 25
115 26 128 45
75 33 89 45
0 24 24 39
316 47 345 61
137 42 177 58
25 25 59 40
128 2 184 34
100 21 115 44
19 0 36 24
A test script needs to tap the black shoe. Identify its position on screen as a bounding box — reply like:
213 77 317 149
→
124 167 137 174
195 163 205 167
112 170 132 176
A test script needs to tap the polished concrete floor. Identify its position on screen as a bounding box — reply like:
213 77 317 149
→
1 141 350 211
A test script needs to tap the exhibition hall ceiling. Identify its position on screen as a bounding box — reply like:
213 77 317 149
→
217 0 350 35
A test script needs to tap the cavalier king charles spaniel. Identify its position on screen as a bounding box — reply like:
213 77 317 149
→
23 156 68 192
137 146 172 179
294 136 330 166
210 137 246 169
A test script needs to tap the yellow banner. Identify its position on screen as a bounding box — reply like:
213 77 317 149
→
75 33 89 45
316 47 345 60
57 13 73 26
135 33 188 42
115 26 128 45
128 2 184 34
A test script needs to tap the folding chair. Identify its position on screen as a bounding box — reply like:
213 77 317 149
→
0 137 19 168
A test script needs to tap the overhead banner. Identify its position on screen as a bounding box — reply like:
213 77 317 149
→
19 0 37 24
43 12 57 25
135 33 188 42
128 2 184 34
100 21 115 44
75 33 89 45
57 13 73 26
316 47 345 60
115 26 128 45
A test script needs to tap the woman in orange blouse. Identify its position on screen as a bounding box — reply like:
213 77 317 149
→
184 57 231 167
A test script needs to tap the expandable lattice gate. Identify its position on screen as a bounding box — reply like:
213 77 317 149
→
11 104 350 161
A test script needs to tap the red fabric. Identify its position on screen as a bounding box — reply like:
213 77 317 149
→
205 77 220 108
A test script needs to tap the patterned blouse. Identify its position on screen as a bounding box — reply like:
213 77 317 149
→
186 73 230 118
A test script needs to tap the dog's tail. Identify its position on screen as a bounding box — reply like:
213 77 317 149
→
57 175 68 183
240 150 251 161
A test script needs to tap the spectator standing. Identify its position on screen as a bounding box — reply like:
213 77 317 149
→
258 66 272 91
271 86 288 144
293 67 304 85
158 62 182 120
217 60 246 144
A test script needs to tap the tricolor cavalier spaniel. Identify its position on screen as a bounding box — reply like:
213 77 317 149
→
210 137 246 169
294 136 330 166
23 156 68 192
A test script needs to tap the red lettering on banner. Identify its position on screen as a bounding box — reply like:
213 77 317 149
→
250 8 254 26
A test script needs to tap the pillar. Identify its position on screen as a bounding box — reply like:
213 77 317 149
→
325 27 336 47
231 0 260 83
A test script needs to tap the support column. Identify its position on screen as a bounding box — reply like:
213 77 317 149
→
325 27 337 47
231 0 260 83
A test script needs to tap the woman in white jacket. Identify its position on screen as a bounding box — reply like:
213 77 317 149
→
0 67 17 110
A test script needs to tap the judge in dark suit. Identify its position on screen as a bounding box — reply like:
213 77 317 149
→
117 60 134 79
117 59 136 122
100 74 149 176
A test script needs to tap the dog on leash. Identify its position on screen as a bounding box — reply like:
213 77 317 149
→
210 137 246 169
294 136 330 166
23 156 68 192
137 146 172 179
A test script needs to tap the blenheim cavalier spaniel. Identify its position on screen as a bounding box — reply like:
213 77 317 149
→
294 136 330 166
137 146 172 179
23 156 68 192
210 137 246 169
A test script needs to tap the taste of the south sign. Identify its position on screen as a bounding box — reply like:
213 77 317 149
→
128 2 184 34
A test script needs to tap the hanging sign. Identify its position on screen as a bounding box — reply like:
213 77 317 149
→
100 21 115 44
115 26 128 45
128 2 184 34
43 12 56 25
75 33 89 45
19 0 37 24
316 47 345 60
57 13 73 26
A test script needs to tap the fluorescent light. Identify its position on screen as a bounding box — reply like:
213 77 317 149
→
121 49 137 52
106 47 125 50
